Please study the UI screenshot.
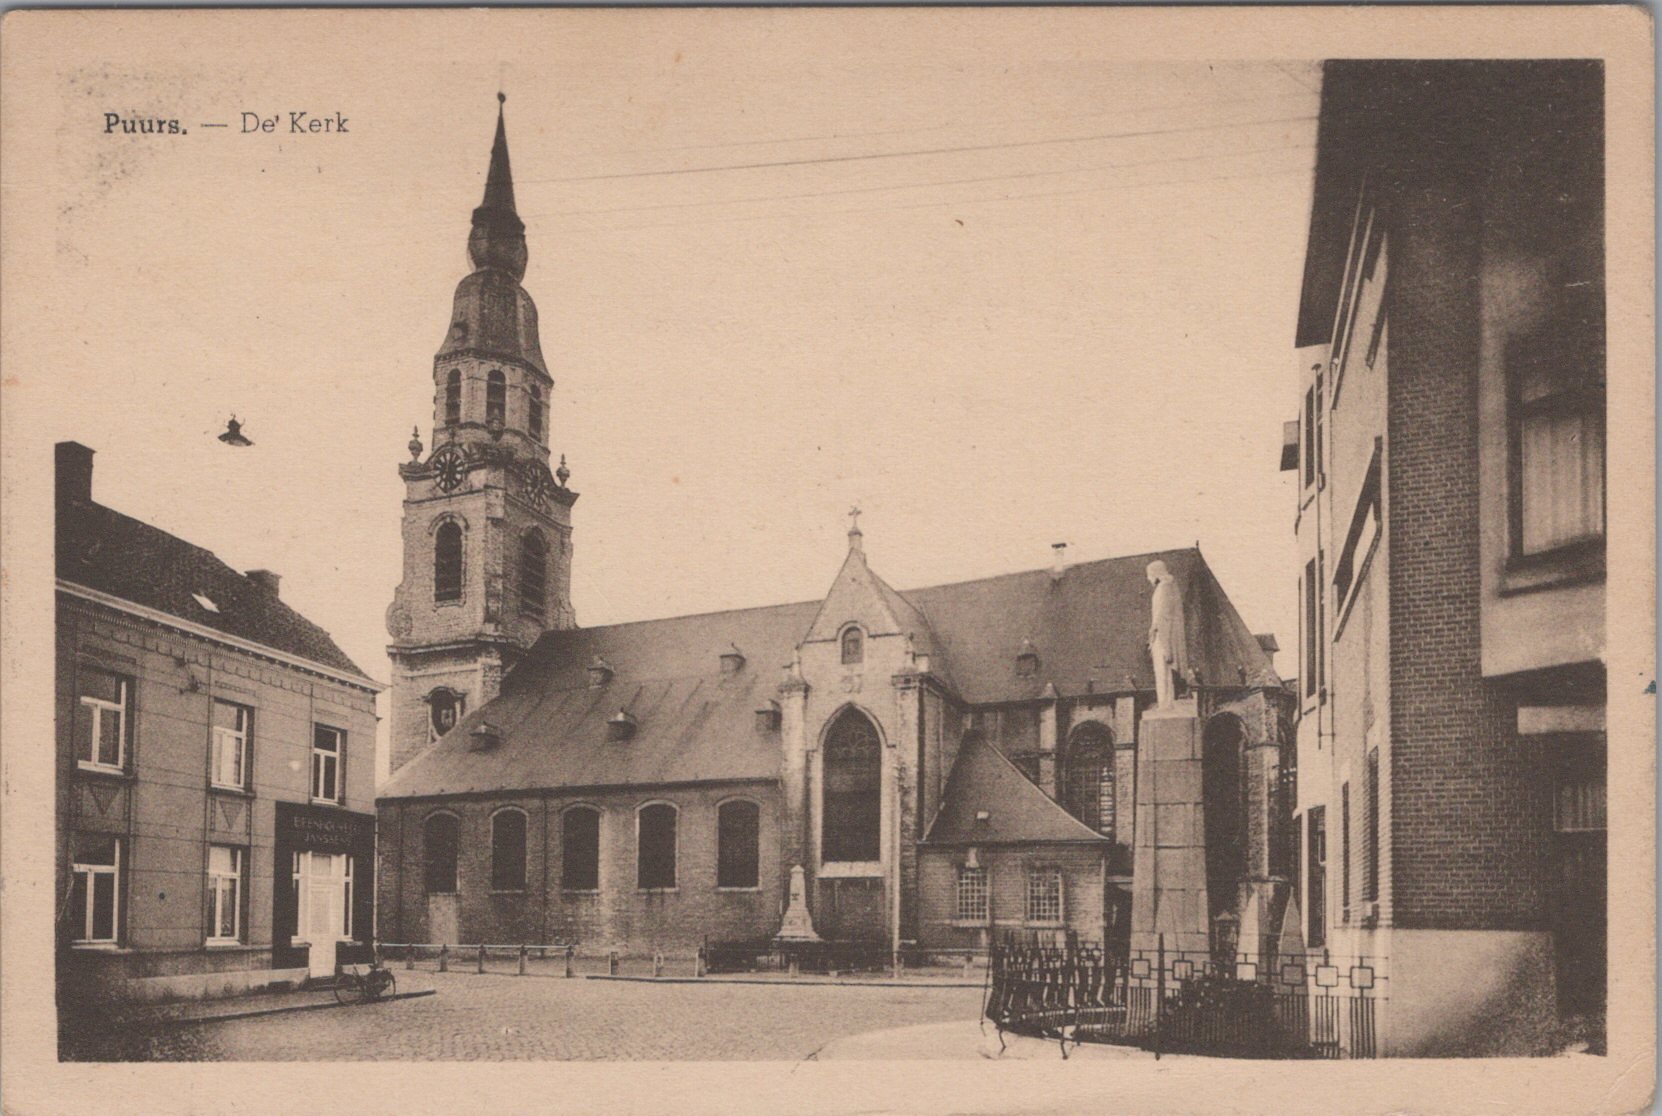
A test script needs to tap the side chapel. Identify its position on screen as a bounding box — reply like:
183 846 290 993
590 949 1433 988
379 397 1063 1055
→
376 102 1296 959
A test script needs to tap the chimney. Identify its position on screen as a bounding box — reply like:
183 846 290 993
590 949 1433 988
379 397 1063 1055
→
56 442 94 506
246 569 281 598
1050 542 1068 580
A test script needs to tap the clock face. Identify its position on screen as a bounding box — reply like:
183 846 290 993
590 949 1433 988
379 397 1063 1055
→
431 447 467 493
521 462 553 509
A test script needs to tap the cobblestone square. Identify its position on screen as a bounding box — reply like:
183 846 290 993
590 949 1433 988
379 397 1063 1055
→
141 974 984 1061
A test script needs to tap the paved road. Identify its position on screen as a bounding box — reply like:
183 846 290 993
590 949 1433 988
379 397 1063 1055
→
141 973 984 1061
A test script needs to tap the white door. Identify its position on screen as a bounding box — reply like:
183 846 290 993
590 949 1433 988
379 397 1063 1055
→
298 851 352 979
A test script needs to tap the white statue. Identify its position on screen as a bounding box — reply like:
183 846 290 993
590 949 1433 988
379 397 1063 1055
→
1147 560 1189 708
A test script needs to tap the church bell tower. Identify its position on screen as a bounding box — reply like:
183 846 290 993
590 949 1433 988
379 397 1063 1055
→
386 95 577 775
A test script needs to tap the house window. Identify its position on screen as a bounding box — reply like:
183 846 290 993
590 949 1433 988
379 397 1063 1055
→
562 806 600 891
1025 868 1063 924
76 668 131 771
1510 290 1605 557
434 521 463 603
520 530 548 621
1333 444 1383 622
491 809 527 892
1063 724 1115 840
956 864 989 922
1303 559 1318 700
207 845 244 943
717 799 760 889
211 700 251 789
428 689 464 743
1340 781 1352 921
528 383 544 441
1306 807 1326 948
311 725 343 803
444 368 461 426
70 833 121 944
1302 385 1316 487
423 813 459 894
840 627 863 665
1363 750 1381 904
637 803 677 890
822 708 881 863
486 370 507 427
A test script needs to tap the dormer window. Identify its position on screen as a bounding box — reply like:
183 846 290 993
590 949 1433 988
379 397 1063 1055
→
1015 638 1039 677
840 626 864 665
192 591 220 614
607 709 637 743
468 721 501 752
587 656 614 687
755 700 782 733
486 369 507 427
720 644 746 674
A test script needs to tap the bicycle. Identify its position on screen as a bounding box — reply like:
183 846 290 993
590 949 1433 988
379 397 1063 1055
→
334 955 397 1005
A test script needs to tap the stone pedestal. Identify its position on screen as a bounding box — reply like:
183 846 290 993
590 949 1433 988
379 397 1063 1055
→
776 865 820 942
1129 699 1211 957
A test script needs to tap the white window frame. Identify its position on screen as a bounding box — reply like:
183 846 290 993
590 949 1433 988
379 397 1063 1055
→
77 672 129 772
72 837 122 944
211 700 251 790
207 845 244 943
311 725 343 803
1025 867 1064 926
955 864 989 924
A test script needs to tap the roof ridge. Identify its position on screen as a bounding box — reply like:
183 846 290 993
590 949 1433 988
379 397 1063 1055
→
547 597 821 637
899 546 1199 598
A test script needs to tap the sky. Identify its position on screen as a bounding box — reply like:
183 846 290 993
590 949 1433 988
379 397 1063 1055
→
8 13 1317 772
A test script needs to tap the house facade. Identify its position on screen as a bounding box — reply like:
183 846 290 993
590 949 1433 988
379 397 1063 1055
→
1286 60 1606 1056
55 443 380 1009
376 102 1295 960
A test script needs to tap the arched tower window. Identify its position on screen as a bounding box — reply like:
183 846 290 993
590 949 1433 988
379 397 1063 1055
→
717 799 760 889
1063 723 1116 840
562 806 600 891
486 370 506 427
519 530 547 620
840 626 864 665
444 368 461 426
822 708 881 862
433 521 463 603
423 813 459 894
490 809 527 892
528 383 544 442
428 688 465 742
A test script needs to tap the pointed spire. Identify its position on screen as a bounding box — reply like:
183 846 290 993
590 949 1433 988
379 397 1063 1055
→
467 93 528 280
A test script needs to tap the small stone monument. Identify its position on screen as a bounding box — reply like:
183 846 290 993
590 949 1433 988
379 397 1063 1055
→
776 864 820 942
1146 560 1189 708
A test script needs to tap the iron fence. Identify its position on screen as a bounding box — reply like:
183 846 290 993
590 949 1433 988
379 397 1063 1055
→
985 933 1383 1059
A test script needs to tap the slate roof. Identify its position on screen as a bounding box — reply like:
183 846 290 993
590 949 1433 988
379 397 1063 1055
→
381 546 1281 799
57 498 373 684
922 732 1108 846
380 600 820 799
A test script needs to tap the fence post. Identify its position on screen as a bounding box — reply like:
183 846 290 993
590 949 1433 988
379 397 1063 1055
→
788 954 799 979
1154 933 1165 1061
653 952 663 978
405 944 415 971
438 944 449 973
477 944 486 974
696 945 707 979
565 944 575 979
518 944 528 976
608 949 619 976
963 952 973 978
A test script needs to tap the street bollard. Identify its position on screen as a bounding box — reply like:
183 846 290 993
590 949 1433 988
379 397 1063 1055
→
891 951 902 980
406 944 415 971
696 947 707 979
653 952 663 978
788 956 799 979
565 944 575 979
608 950 618 976
518 944 528 976
962 953 973 978
477 944 486 974
439 944 449 973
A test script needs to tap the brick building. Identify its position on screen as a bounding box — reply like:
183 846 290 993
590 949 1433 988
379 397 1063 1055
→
376 101 1294 959
1285 61 1606 1055
55 443 380 1010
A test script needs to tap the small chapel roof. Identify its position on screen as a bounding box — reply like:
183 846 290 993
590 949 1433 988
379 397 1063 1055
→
922 731 1108 846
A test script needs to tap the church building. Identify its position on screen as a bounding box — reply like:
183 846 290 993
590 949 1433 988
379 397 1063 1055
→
376 102 1295 960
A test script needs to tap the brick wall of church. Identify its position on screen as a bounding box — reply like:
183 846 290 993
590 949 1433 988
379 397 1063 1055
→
377 782 785 955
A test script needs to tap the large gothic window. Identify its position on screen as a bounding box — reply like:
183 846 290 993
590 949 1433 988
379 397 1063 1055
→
519 530 548 620
433 521 463 603
423 813 459 894
1063 723 1116 840
822 708 881 862
444 368 461 426
840 627 864 665
486 370 507 427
